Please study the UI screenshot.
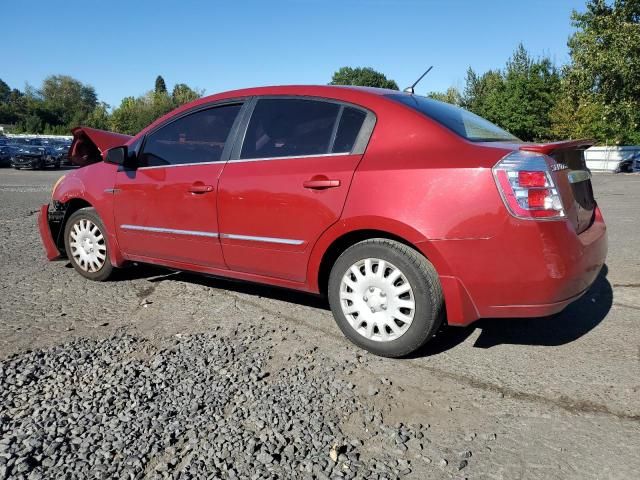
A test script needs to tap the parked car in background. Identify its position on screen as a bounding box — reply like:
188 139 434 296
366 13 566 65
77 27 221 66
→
0 138 18 164
0 145 12 167
11 138 60 170
51 143 71 165
38 85 607 357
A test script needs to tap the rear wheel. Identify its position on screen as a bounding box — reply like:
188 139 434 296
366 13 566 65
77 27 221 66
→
63 208 113 281
328 239 444 357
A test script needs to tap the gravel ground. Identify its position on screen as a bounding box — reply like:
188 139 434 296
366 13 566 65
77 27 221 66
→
0 168 639 479
1 330 437 479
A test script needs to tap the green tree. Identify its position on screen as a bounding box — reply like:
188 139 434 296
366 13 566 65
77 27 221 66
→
428 86 463 106
0 80 27 125
0 79 10 102
172 83 201 107
0 76 99 133
150 90 174 119
110 96 155 135
329 67 399 90
40 75 98 127
155 75 167 95
0 75 204 135
498 44 561 140
446 45 560 141
85 102 112 130
461 68 505 117
552 0 640 143
111 81 203 134
109 92 171 135
23 114 43 133
110 96 145 134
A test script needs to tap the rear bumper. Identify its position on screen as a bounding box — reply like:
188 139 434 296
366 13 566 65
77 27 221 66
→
37 204 62 260
426 207 608 326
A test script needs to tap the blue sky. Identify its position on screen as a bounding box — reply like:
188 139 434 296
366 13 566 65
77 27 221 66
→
4 0 586 107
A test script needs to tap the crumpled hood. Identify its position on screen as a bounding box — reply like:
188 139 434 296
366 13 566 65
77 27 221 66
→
69 126 132 167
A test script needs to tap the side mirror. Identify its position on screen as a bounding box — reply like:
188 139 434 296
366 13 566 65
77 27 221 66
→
105 146 136 169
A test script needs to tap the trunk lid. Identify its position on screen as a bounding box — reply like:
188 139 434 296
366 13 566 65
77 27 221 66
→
69 126 132 167
521 140 596 234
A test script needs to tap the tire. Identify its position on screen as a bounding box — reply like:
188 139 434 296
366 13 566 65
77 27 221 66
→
63 207 114 281
328 239 444 357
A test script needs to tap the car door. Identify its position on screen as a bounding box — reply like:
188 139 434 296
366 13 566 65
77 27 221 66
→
113 102 244 268
217 97 375 282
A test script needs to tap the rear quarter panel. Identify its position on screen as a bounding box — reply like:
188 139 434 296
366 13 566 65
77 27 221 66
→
324 108 604 322
328 102 511 270
306 98 515 325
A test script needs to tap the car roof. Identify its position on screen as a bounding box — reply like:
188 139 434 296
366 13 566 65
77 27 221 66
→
134 84 408 141
198 84 399 102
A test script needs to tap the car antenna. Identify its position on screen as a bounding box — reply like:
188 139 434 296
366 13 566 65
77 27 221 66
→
403 66 433 94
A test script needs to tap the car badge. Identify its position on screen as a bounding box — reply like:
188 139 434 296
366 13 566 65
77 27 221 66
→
551 163 568 172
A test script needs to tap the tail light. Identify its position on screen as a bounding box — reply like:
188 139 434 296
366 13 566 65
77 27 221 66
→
493 151 565 220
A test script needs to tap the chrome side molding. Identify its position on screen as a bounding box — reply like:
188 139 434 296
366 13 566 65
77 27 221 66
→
120 225 219 238
119 225 304 245
219 233 304 245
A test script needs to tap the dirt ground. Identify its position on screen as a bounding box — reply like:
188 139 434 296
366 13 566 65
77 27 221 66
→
0 167 638 479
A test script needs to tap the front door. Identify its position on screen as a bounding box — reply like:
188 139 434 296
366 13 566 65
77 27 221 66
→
113 102 243 268
218 97 373 282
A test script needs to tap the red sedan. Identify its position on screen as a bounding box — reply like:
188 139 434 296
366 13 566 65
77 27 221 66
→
38 85 607 357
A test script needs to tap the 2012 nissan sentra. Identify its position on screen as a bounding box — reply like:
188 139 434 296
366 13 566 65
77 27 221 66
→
37 85 608 357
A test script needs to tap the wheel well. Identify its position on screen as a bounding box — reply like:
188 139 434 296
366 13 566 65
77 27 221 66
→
317 229 420 296
55 198 93 250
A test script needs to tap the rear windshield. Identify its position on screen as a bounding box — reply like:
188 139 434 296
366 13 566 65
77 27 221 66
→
386 94 520 142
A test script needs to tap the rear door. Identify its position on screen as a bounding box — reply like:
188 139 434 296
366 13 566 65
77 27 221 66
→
113 102 244 267
217 97 375 282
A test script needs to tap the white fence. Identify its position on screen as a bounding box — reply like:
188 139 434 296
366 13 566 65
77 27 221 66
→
5 133 73 141
584 146 640 172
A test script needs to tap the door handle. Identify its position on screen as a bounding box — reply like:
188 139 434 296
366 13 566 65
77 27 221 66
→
189 184 214 194
303 178 341 190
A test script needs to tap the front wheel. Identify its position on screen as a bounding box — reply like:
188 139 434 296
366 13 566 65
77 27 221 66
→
63 208 114 281
328 239 444 357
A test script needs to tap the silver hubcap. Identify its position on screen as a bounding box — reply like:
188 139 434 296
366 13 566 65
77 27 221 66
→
69 219 107 273
339 258 415 342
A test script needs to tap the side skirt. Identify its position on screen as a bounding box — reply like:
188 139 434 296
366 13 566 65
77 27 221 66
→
123 253 318 294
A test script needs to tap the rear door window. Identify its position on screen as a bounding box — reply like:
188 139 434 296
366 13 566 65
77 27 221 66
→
140 103 242 167
332 106 367 153
240 99 342 159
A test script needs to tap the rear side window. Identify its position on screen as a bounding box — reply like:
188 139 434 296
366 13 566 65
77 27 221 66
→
386 94 520 142
140 103 241 167
332 107 366 153
241 99 341 159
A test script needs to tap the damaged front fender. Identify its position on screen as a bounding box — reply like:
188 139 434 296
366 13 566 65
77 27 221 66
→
37 204 63 260
69 126 132 167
